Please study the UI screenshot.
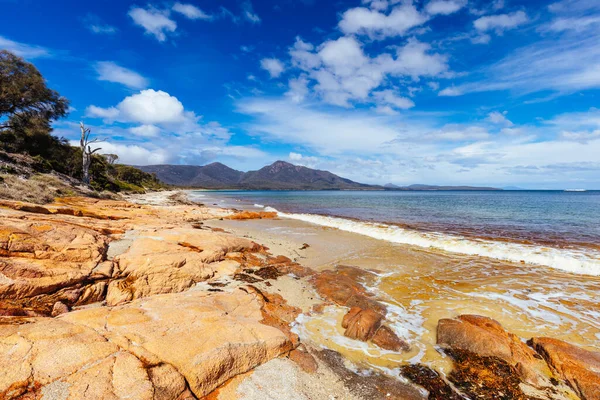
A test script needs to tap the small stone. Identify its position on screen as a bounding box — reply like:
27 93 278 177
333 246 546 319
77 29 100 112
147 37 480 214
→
51 301 70 316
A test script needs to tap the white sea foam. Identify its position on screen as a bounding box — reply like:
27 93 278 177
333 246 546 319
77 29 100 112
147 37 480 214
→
267 208 600 276
253 204 265 208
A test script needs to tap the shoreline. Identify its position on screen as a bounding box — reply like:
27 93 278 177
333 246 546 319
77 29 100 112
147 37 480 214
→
190 190 600 276
0 191 598 399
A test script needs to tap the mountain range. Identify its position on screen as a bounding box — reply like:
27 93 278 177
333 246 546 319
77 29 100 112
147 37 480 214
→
138 161 502 191
138 161 377 190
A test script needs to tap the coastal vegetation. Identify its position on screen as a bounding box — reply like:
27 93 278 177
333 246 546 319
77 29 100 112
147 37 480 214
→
0 50 164 201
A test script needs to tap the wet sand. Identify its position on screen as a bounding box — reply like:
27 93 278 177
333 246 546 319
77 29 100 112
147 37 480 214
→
207 217 600 377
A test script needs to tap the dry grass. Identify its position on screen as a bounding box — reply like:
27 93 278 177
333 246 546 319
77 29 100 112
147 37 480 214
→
0 173 118 204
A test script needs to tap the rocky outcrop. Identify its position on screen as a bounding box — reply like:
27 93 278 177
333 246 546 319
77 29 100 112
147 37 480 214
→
530 337 600 400
314 266 409 352
0 217 109 315
0 289 292 399
437 314 553 386
107 228 257 305
400 314 583 400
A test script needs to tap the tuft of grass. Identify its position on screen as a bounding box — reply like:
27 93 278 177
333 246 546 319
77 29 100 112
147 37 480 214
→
0 173 118 204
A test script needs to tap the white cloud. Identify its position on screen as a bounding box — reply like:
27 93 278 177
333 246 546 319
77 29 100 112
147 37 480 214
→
287 36 449 107
382 38 449 79
474 11 528 33
338 3 428 39
427 125 491 141
439 30 600 97
260 58 285 78
235 97 600 187
288 152 320 167
172 3 212 20
129 125 161 137
373 90 415 110
242 1 261 23
548 0 600 14
83 14 118 35
487 111 513 126
543 0 600 32
95 61 149 89
86 105 120 120
438 86 462 96
86 89 187 125
289 37 321 70
286 75 310 103
90 25 118 34
237 98 402 154
559 130 600 143
97 142 170 165
425 0 467 16
80 91 268 167
0 36 50 59
363 0 389 11
118 90 186 125
128 6 177 42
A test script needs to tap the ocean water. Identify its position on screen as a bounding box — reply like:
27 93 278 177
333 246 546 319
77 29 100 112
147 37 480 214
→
193 190 600 275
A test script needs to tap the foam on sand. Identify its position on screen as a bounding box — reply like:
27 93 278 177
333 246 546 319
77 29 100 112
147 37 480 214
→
268 208 600 276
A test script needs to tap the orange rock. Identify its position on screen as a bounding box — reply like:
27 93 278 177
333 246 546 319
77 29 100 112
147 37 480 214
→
437 315 553 387
225 211 277 220
108 229 256 305
313 268 384 314
342 307 383 341
289 345 318 373
0 289 291 399
372 325 410 352
529 337 600 399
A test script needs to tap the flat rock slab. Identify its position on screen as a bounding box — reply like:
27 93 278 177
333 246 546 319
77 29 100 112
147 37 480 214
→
0 289 292 399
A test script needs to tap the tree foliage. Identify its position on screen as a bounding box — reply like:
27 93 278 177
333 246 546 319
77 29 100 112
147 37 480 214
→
0 50 68 132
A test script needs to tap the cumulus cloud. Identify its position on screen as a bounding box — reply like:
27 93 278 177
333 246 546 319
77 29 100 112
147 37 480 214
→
0 35 50 59
287 36 449 107
474 11 528 33
95 61 149 89
338 3 428 39
86 89 188 125
425 0 467 16
260 58 285 78
172 3 212 20
128 6 177 42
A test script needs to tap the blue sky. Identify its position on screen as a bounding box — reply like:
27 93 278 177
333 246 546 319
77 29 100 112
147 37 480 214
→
1 0 600 188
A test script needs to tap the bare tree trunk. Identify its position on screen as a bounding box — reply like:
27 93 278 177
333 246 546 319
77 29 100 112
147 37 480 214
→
79 122 101 186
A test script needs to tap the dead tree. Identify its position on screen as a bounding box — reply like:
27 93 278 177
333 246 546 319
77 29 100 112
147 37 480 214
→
79 122 102 185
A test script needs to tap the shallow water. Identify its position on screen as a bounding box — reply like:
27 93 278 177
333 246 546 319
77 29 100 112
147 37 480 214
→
199 190 600 375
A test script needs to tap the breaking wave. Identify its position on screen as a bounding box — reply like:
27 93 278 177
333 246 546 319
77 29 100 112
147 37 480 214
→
269 208 600 276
